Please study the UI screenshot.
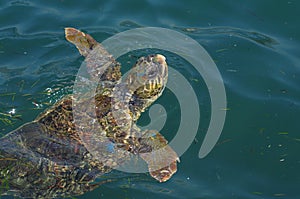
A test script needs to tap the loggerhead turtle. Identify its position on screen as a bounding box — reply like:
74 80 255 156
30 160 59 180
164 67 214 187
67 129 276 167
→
0 28 179 198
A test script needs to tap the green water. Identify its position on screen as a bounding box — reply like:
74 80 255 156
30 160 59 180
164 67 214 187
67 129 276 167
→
0 0 299 198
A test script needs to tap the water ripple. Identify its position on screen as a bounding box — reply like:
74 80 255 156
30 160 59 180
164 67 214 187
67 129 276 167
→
174 26 279 48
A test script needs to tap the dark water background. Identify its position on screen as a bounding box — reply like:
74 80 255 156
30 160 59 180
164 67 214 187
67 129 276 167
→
0 0 299 198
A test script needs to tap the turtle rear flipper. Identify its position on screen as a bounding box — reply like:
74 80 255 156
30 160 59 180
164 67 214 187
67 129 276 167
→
0 122 105 198
138 130 179 182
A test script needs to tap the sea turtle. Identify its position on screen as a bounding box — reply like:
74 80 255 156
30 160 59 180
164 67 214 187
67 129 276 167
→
0 28 179 198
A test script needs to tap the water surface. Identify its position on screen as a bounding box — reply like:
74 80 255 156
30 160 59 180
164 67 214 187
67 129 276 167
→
0 0 299 198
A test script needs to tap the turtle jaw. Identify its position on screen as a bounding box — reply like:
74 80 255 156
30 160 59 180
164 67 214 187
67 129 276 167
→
127 54 168 100
144 54 168 99
154 54 168 87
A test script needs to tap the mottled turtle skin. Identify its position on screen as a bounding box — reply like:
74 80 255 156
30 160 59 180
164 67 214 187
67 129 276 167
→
0 28 178 198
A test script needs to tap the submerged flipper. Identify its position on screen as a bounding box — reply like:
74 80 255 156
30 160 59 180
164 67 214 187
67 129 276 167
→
135 129 179 182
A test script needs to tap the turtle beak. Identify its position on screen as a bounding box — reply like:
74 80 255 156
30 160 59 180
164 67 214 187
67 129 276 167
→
155 54 166 64
154 54 168 84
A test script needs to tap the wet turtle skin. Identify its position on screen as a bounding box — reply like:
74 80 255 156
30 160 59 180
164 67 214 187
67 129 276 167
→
0 28 179 198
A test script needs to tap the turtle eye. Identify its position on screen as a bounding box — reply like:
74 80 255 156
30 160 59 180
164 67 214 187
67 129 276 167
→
147 67 158 79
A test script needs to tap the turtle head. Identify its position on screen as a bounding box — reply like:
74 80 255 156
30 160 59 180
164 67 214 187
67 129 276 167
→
126 54 168 101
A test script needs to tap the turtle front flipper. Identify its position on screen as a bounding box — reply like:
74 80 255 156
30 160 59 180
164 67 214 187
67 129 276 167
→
65 27 121 82
137 129 179 182
65 27 98 57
